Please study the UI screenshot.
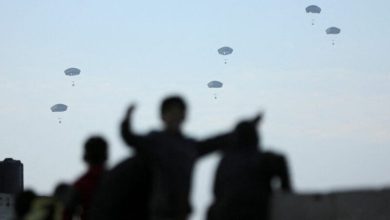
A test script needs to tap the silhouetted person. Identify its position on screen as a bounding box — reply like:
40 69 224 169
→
73 136 108 220
14 190 37 220
207 116 292 220
89 155 152 220
121 96 234 220
53 183 80 219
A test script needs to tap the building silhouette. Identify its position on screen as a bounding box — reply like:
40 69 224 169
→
0 158 23 194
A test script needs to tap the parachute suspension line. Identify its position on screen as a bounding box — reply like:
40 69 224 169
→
208 81 222 100
326 27 340 46
51 104 67 124
218 47 233 64
64 67 80 87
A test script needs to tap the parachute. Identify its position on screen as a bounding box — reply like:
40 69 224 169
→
218 47 233 55
306 5 321 25
64 67 81 86
207 81 223 99
208 81 223 88
51 104 68 124
218 47 233 64
51 104 68 112
64 68 80 76
306 5 321 13
326 27 341 45
326 27 341 34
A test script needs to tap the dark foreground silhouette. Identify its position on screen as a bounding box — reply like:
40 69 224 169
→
11 95 390 220
207 118 292 220
73 136 108 220
13 190 37 220
120 96 237 220
89 155 152 220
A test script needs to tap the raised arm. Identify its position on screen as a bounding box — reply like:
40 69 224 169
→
120 104 148 151
278 156 292 192
196 112 264 157
196 132 235 157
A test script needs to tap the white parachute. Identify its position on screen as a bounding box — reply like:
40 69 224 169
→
217 47 233 64
207 81 223 99
64 67 81 86
306 5 321 25
326 27 341 45
51 104 68 124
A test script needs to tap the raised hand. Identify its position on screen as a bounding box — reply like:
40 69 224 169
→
121 104 136 135
251 112 264 126
124 104 136 121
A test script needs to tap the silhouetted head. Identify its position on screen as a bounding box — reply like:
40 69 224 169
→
83 136 108 166
234 121 259 150
54 183 79 215
160 96 187 132
14 190 37 219
54 183 74 203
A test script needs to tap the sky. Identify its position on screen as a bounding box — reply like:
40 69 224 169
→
1 0 390 219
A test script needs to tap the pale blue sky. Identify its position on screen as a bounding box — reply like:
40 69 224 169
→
1 1 390 219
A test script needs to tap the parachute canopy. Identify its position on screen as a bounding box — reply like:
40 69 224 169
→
208 81 223 88
64 68 81 76
306 5 321 13
51 104 68 112
326 27 341 35
218 47 233 55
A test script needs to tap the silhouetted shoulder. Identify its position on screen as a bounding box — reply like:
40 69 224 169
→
260 151 288 168
261 151 291 191
146 131 197 146
261 151 287 163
